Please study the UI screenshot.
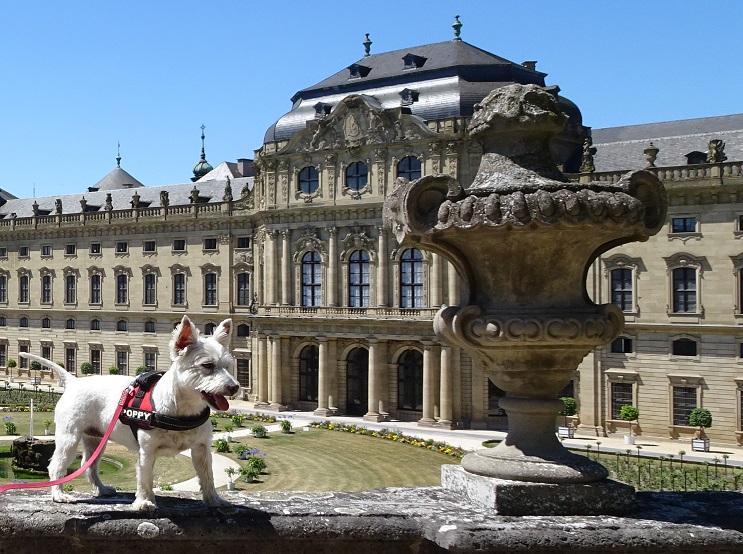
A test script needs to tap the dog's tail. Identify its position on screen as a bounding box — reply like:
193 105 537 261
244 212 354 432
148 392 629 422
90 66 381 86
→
18 352 75 385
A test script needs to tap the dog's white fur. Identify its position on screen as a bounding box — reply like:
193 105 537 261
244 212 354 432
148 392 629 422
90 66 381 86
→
20 315 240 512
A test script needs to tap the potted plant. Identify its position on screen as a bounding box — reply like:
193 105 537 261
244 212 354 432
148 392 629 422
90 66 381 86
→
279 419 293 434
240 465 260 483
225 467 237 490
30 360 42 385
689 407 712 452
6 358 16 382
224 423 234 442
43 419 54 436
108 365 120 375
80 362 94 375
557 397 577 438
619 405 640 445
252 424 268 438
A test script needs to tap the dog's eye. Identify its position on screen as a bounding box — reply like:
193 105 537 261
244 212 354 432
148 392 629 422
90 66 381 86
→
202 361 216 371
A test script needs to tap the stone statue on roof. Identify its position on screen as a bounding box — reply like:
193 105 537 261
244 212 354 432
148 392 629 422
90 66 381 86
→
707 139 727 163
160 190 169 207
55 199 62 214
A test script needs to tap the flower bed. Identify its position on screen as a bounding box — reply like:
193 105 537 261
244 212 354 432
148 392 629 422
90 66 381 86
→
309 421 465 459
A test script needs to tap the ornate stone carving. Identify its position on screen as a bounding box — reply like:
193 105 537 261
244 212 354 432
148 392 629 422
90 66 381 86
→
340 223 376 260
384 83 667 487
223 177 233 202
580 138 595 173
707 139 727 163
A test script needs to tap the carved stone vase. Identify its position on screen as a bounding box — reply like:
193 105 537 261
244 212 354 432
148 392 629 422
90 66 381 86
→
383 84 666 485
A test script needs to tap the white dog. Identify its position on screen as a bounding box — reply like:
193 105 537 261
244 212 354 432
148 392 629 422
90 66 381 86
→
20 315 240 512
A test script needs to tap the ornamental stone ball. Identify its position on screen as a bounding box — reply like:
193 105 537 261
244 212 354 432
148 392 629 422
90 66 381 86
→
383 83 667 486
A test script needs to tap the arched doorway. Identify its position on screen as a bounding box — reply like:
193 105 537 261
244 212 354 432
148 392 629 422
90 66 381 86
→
346 347 369 416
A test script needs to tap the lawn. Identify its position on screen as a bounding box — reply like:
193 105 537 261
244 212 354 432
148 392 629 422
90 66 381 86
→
0 413 459 493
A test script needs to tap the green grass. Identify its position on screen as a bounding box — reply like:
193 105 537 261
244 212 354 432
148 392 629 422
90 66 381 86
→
221 428 458 492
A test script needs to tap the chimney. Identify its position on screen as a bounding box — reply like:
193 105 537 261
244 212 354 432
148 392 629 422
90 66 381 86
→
522 61 537 71
237 158 254 177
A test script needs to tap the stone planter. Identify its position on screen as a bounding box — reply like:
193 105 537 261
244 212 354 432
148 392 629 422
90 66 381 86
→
691 437 710 452
227 482 236 491
558 426 575 439
624 434 635 445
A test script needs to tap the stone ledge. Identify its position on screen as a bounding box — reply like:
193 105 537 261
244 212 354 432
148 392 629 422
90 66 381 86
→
1 488 743 553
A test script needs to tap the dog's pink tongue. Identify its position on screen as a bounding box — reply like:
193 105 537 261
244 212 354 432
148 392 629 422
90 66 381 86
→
215 394 230 411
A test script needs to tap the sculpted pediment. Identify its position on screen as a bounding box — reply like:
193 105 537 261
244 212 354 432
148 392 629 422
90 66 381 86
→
280 94 436 155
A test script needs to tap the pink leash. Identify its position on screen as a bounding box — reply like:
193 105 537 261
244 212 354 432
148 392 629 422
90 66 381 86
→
0 386 132 494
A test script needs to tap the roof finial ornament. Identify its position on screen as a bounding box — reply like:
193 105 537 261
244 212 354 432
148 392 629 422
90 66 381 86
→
116 141 121 167
452 15 462 41
363 33 372 57
200 124 207 161
192 124 213 182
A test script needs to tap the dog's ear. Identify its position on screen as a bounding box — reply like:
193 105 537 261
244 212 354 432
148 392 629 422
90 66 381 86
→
212 319 233 347
171 315 198 357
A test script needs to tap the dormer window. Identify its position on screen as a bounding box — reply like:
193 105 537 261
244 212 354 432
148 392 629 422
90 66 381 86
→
314 102 332 118
348 63 371 80
685 151 706 165
399 88 419 107
402 53 427 70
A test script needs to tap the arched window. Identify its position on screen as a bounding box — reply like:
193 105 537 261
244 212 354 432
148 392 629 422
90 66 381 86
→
204 322 216 335
673 267 696 313
20 316 29 328
90 319 101 331
41 317 51 329
144 320 156 333
65 318 75 330
299 345 319 401
345 161 368 191
348 250 370 307
346 347 369 416
301 251 322 307
237 324 250 337
116 319 128 332
397 156 421 181
298 166 319 195
397 349 423 411
400 248 424 308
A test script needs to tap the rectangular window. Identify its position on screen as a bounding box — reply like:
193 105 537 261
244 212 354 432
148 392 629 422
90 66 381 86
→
672 386 697 426
90 274 101 304
19 344 28 368
65 348 76 373
144 273 156 305
18 246 29 257
144 352 156 372
173 274 186 305
65 275 76 304
115 241 128 253
41 275 52 303
143 240 156 253
19 275 29 303
90 243 101 255
672 338 698 357
41 346 51 360
0 276 5 302
671 217 697 233
204 273 217 305
236 358 250 388
91 349 101 374
0 344 6 367
173 239 186 252
237 237 250 249
610 336 633 354
203 238 218 251
610 268 632 312
610 382 633 420
0 247 6 257
116 275 128 304
672 267 696 313
237 273 250 306
116 351 128 375
41 245 52 257
65 244 76 256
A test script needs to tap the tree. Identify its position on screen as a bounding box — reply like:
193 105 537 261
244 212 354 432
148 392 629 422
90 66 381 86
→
559 397 577 427
108 365 121 375
80 362 93 375
689 408 712 438
619 405 640 436
6 358 16 369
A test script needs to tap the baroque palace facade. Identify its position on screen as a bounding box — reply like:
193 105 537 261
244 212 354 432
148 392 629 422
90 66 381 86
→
1 28 743 441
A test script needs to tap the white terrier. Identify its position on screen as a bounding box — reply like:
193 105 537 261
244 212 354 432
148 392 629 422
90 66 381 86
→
21 315 240 512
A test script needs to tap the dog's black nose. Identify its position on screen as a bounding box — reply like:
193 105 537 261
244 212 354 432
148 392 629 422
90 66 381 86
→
227 384 240 396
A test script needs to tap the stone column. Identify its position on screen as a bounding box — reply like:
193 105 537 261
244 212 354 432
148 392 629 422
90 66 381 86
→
281 229 291 305
255 334 269 406
265 230 277 306
327 228 337 306
438 346 453 428
431 253 442 308
377 227 388 307
447 261 458 306
314 337 332 416
419 342 437 427
269 335 285 411
364 339 381 422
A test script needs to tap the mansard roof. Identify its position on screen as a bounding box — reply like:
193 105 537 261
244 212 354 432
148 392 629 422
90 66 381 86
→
89 166 145 192
265 40 558 144
592 113 743 172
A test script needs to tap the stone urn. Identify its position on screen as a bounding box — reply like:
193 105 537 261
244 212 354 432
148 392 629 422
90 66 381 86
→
384 84 666 487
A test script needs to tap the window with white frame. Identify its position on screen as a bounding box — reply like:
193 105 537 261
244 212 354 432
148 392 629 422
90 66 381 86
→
603 255 641 315
664 253 705 316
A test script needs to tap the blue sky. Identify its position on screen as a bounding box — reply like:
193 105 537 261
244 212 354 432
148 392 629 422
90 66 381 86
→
2 1 741 199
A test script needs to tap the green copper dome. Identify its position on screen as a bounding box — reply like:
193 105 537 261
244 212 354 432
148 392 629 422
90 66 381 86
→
192 125 213 182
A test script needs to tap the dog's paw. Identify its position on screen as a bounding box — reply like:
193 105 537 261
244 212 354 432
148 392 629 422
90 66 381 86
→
204 495 232 508
132 499 157 512
51 492 77 504
96 485 118 498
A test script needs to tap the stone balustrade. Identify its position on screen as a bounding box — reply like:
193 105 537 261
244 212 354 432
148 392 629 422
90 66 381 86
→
568 161 743 185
